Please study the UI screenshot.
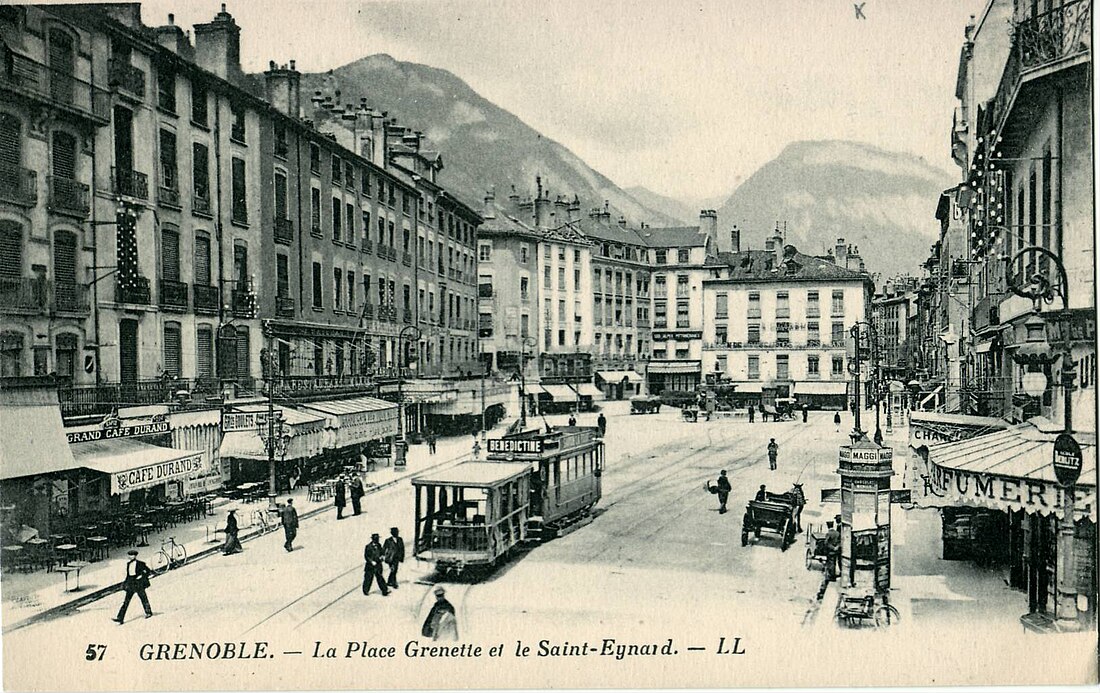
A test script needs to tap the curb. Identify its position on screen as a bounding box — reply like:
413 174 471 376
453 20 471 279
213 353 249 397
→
2 450 471 634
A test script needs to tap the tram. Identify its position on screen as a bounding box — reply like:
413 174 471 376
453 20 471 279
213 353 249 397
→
411 426 605 573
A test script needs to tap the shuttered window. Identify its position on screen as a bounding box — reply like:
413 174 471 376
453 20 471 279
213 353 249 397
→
159 129 177 189
276 254 289 297
196 326 213 379
0 114 21 167
0 221 22 278
52 131 76 179
162 225 180 281
231 157 246 222
194 232 211 285
235 327 250 379
163 322 181 377
48 30 74 102
274 171 287 219
53 230 77 310
192 143 209 200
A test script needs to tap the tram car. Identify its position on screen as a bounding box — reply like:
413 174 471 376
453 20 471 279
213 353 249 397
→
411 426 605 573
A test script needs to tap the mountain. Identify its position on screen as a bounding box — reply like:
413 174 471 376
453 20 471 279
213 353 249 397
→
297 55 680 226
714 141 955 279
623 186 695 225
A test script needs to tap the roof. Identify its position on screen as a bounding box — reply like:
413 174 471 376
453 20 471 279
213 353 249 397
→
635 226 708 248
299 396 396 417
709 248 870 284
412 462 531 488
0 383 79 480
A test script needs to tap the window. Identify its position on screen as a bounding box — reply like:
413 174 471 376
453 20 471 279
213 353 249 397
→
653 348 667 360
276 254 289 298
348 271 356 310
748 292 761 319
832 355 844 377
677 248 689 263
331 155 342 185
402 193 410 215
156 63 175 113
161 225 180 282
558 299 565 321
808 321 820 344
55 333 77 379
361 170 371 196
363 211 371 246
831 290 845 317
807 290 820 318
676 301 689 328
274 120 287 158
574 268 581 291
309 143 320 173
477 242 492 262
520 277 529 301
274 171 288 221
715 324 727 344
333 267 343 310
520 244 529 263
345 162 354 188
831 321 844 345
163 322 181 377
403 227 410 253
196 326 213 380
776 322 790 344
191 82 208 126
0 332 23 377
748 355 760 380
388 220 396 248
192 143 210 205
808 354 820 376
159 129 177 191
558 330 566 346
654 274 666 297
310 188 321 233
776 354 789 380
676 275 689 298
715 293 728 319
231 157 247 223
558 267 565 290
387 181 395 206
655 249 667 264
331 196 342 241
194 232 211 286
230 102 246 143
748 324 761 344
654 301 667 328
312 262 323 308
377 215 385 246
776 291 790 318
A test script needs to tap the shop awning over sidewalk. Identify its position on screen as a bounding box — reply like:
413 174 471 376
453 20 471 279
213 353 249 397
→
219 406 327 461
0 385 78 480
793 382 848 395
927 420 1097 522
300 396 399 449
646 361 701 374
572 383 603 398
596 370 643 384
72 438 204 495
540 384 576 400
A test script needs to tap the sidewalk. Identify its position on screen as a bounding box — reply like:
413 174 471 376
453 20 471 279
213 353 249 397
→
0 424 496 632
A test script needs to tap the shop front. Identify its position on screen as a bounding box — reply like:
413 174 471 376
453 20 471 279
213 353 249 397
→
926 420 1097 629
300 396 399 471
70 438 205 504
645 360 701 396
538 383 581 415
569 382 603 412
595 371 643 400
218 406 328 492
792 381 848 410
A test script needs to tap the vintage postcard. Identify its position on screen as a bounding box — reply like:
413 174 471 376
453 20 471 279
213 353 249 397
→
0 0 1096 689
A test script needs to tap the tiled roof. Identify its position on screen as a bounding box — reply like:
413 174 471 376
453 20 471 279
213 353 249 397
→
711 248 869 283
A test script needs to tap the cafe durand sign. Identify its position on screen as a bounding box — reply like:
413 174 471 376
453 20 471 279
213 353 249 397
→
112 452 205 495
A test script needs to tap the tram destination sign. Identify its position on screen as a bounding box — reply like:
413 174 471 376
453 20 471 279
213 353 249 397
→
487 438 544 454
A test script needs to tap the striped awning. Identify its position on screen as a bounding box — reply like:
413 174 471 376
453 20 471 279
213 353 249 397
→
541 384 576 400
793 382 848 395
300 396 399 449
572 383 603 398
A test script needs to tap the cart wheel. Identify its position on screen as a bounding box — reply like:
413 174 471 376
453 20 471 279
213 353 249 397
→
805 548 813 569
740 531 748 546
754 527 761 539
874 604 901 627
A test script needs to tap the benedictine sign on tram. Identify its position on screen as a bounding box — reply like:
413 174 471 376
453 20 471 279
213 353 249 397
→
486 438 543 454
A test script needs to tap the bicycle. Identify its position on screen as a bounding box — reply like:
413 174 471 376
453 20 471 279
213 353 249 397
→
150 536 188 575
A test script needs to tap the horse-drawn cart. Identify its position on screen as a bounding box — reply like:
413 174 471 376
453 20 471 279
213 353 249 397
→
630 395 661 415
741 494 796 550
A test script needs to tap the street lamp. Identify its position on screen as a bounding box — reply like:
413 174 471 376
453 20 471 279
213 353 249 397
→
395 325 421 467
258 341 287 509
848 321 880 443
519 336 537 428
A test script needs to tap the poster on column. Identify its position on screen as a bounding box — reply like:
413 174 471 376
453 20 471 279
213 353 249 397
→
1 2 1096 692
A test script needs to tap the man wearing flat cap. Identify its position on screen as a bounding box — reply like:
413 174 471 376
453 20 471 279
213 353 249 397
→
421 587 458 641
362 532 388 596
113 549 153 624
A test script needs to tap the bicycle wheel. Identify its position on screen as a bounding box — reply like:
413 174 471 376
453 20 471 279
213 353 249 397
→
172 544 188 567
874 604 901 627
151 550 171 575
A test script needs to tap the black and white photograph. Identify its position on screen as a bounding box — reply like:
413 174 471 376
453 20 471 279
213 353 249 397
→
0 0 1095 689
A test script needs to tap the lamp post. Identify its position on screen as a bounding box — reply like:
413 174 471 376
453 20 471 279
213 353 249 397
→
519 336 537 428
395 325 421 468
847 321 879 442
258 338 288 510
1006 246 1080 630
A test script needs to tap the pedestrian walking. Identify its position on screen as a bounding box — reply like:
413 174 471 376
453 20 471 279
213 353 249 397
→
113 549 153 623
349 476 365 516
421 587 458 641
834 411 842 433
280 498 299 552
715 470 732 514
222 508 242 555
472 439 481 459
597 412 607 437
427 431 438 455
362 533 389 596
767 438 779 470
748 405 755 423
568 413 577 426
334 476 347 520
802 403 809 423
791 483 805 533
382 527 404 588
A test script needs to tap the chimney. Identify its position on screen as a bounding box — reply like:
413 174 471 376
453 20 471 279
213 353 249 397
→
567 195 580 222
730 225 741 253
599 201 611 225
834 238 847 267
765 237 775 253
155 14 193 58
698 209 718 246
482 188 496 220
617 215 627 228
533 176 551 229
193 4 241 82
508 185 521 205
772 233 785 268
264 60 301 118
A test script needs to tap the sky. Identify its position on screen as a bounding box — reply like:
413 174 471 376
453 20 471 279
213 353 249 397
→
134 0 985 201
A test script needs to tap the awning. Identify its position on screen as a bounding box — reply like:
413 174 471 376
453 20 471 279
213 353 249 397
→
793 382 848 396
927 421 1097 522
646 361 702 374
72 438 204 495
523 383 546 396
540 384 576 400
300 396 399 449
0 385 79 480
596 370 643 384
219 406 327 461
733 383 763 393
974 341 994 354
572 383 603 398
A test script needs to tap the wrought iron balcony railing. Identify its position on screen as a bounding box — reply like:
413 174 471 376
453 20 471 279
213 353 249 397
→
0 163 37 207
192 191 211 216
107 58 146 97
112 167 149 200
274 217 294 244
159 279 188 310
47 175 89 216
193 283 219 313
0 277 47 313
1 51 111 121
276 295 296 317
116 276 151 305
52 281 89 314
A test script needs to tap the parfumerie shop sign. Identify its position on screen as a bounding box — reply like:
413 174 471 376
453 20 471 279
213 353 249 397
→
112 452 204 495
930 463 1095 520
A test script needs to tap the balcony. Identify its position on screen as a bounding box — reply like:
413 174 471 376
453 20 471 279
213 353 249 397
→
361 303 375 321
193 284 219 314
1 51 111 122
274 217 294 245
0 277 47 313
47 176 89 217
112 167 149 200
158 184 180 209
159 279 188 310
231 284 256 318
116 276 151 305
402 252 412 267
193 192 212 216
0 164 37 207
973 294 1004 334
276 295 296 318
108 59 146 98
52 281 89 314
403 308 413 324
379 246 397 262
59 378 199 420
361 240 373 255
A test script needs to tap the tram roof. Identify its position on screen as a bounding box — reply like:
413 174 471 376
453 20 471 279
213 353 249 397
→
411 462 533 488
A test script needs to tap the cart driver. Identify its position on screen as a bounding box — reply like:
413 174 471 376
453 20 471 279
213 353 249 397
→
824 521 841 581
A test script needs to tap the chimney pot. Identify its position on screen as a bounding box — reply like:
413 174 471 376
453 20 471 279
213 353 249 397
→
290 59 296 71
168 13 174 24
221 3 227 12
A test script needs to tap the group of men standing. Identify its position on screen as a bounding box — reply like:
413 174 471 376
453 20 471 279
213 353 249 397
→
334 475 366 519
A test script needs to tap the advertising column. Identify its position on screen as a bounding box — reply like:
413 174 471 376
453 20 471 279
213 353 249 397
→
837 437 894 594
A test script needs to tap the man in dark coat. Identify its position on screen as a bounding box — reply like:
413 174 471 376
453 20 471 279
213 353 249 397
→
222 509 242 555
767 438 779 470
597 412 607 436
349 476 365 516
748 405 755 423
755 484 767 502
567 413 577 426
362 533 389 596
791 483 806 533
422 587 458 641
427 431 437 455
113 549 153 623
280 498 299 552
382 527 404 588
334 477 347 520
824 521 841 581
834 411 842 432
802 403 809 423
716 470 732 514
